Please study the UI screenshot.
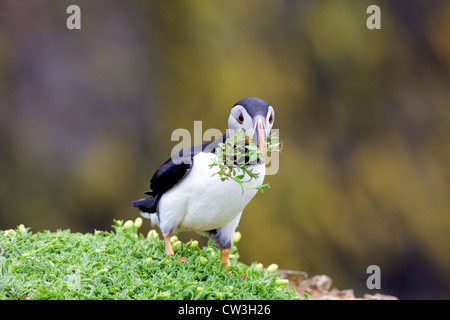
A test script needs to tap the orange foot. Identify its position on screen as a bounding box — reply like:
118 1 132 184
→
164 234 175 257
221 248 230 269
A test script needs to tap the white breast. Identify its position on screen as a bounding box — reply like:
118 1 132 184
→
157 152 265 234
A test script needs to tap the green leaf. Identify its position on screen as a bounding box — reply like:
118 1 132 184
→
249 152 259 163
208 128 278 193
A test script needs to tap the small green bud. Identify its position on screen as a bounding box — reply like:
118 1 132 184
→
17 224 27 233
190 240 199 248
207 248 216 257
5 229 16 237
255 263 264 270
215 292 223 299
173 240 182 250
163 259 170 265
170 235 178 243
157 292 171 299
99 268 109 274
196 287 204 293
267 263 279 273
275 279 289 286
145 257 153 263
134 217 143 228
232 231 242 243
200 256 208 265
123 220 134 229
147 229 159 240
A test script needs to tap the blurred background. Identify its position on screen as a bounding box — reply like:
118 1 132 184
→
1 0 449 299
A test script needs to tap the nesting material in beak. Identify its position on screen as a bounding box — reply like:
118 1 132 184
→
253 118 266 161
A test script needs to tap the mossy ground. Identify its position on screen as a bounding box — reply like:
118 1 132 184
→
0 220 299 300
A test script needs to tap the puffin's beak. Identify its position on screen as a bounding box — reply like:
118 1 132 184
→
253 117 266 160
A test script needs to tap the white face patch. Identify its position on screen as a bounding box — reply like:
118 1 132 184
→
228 104 275 136
228 105 253 132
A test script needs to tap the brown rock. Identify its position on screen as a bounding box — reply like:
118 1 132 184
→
277 269 398 300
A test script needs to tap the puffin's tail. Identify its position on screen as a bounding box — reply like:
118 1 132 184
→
131 196 158 213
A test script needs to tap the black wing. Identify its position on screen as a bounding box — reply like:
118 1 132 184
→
148 134 226 195
132 134 226 213
147 157 192 196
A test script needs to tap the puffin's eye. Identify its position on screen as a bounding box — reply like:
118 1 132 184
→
237 114 244 124
269 114 274 124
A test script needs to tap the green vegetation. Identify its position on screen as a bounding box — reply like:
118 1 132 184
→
209 129 280 194
0 219 299 300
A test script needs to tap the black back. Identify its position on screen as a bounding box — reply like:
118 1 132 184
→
132 134 226 214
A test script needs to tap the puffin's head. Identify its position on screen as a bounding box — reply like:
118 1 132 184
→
228 97 275 160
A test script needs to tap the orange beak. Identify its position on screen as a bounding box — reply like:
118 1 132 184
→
257 118 266 160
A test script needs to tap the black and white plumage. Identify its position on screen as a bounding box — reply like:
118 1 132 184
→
132 97 275 267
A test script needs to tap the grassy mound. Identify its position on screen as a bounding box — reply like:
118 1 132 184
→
0 219 299 300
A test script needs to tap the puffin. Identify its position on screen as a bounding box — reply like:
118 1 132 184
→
132 97 275 268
